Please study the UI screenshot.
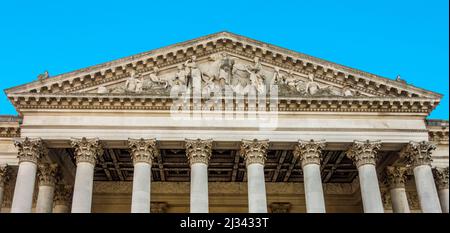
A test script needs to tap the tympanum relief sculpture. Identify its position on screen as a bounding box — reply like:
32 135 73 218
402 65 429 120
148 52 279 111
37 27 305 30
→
95 53 357 97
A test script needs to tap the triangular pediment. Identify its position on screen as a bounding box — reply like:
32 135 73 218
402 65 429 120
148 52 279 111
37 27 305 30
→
62 51 374 98
4 32 442 114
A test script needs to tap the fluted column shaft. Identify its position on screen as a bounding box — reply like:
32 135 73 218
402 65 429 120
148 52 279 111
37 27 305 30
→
400 141 441 213
294 140 326 213
433 167 449 213
241 139 269 213
11 138 45 213
129 138 158 213
385 166 410 213
186 139 212 213
71 137 102 213
35 163 58 213
347 140 384 213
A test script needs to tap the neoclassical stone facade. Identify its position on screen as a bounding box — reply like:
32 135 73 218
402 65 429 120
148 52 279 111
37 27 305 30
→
0 32 448 213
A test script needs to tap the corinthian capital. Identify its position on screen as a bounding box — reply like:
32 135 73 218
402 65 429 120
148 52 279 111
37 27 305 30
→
54 184 73 206
240 139 269 166
14 137 47 164
384 166 408 189
346 140 381 168
37 163 59 187
71 137 103 165
0 164 10 188
433 167 449 190
128 138 159 165
294 139 325 167
399 141 436 167
185 139 212 166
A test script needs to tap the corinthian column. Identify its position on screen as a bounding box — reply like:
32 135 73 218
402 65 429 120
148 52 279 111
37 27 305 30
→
346 140 384 213
400 141 441 213
294 140 326 213
384 166 410 213
36 163 59 213
128 138 158 213
11 137 45 213
433 167 449 213
185 139 212 213
53 184 73 213
71 137 103 213
0 165 9 213
241 139 269 213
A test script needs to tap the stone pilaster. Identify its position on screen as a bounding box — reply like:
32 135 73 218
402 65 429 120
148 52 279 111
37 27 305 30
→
240 139 269 167
346 140 381 168
293 139 325 167
185 139 212 166
128 138 158 165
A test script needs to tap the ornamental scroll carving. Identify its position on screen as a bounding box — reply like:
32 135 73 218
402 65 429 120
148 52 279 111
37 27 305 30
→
14 137 47 164
240 139 269 166
399 141 436 167
70 137 103 166
128 138 159 165
185 139 212 166
346 140 381 168
293 139 325 167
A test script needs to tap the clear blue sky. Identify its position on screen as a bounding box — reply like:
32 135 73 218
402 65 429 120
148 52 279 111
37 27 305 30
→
0 0 448 119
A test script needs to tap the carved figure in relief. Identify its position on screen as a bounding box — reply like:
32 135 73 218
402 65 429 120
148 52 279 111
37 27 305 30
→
342 85 354 97
218 52 235 86
305 73 320 95
272 67 305 92
174 64 188 86
125 71 143 93
244 57 266 94
142 67 169 90
184 55 202 89
97 86 109 94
